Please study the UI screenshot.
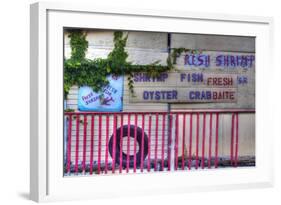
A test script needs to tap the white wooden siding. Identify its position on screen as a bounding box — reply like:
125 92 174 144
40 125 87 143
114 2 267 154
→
64 30 255 159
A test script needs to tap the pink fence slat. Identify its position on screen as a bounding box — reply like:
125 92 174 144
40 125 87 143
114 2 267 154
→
201 113 206 169
89 115 95 175
104 115 109 174
230 113 235 166
75 114 80 173
67 115 72 173
174 114 179 170
147 115 152 172
126 114 131 173
208 113 213 168
141 114 145 172
161 114 166 171
119 114 124 173
215 113 219 168
82 115 87 172
235 113 239 167
167 114 173 171
112 114 117 173
97 115 102 174
195 113 200 169
154 114 159 171
182 114 186 170
188 114 193 170
133 114 138 172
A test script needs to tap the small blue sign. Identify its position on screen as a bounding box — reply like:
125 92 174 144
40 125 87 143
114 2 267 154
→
78 75 123 112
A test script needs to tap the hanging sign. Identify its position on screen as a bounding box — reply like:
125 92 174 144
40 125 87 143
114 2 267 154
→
78 75 123 111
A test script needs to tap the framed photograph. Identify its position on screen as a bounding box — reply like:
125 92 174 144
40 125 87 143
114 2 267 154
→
30 2 273 202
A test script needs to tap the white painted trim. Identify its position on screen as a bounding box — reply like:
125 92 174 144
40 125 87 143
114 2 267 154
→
39 1 272 24
30 2 48 202
30 2 274 202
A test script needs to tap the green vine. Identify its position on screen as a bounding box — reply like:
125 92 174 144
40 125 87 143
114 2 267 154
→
64 30 174 97
68 30 88 61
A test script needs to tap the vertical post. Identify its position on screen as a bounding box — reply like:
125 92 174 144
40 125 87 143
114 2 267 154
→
230 113 235 166
82 115 87 173
208 113 213 168
112 114 117 173
119 114 124 173
133 114 138 172
174 114 179 170
67 114 72 173
147 115 152 172
235 113 239 167
196 113 199 169
141 114 145 172
201 113 206 169
161 114 166 171
188 113 193 170
97 115 102 174
89 115 94 175
126 114 131 173
75 114 80 174
169 113 176 171
215 113 219 168
63 101 67 168
154 114 159 171
167 33 171 53
182 114 186 170
167 114 173 171
104 114 109 174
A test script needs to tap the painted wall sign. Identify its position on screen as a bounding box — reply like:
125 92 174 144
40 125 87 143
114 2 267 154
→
183 53 254 68
130 71 238 103
175 51 255 69
130 87 237 103
133 72 237 88
129 51 254 105
78 75 123 111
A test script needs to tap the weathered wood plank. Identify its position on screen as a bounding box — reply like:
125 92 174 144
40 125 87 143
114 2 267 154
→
171 33 255 52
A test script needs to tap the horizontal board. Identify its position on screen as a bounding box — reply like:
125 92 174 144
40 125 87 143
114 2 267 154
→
132 72 238 88
65 31 168 49
171 33 255 52
129 88 237 103
65 46 168 65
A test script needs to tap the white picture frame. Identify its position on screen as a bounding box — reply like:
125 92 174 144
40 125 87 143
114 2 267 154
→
30 2 274 202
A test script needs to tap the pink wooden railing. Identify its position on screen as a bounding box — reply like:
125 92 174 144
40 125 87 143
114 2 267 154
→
64 110 255 175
